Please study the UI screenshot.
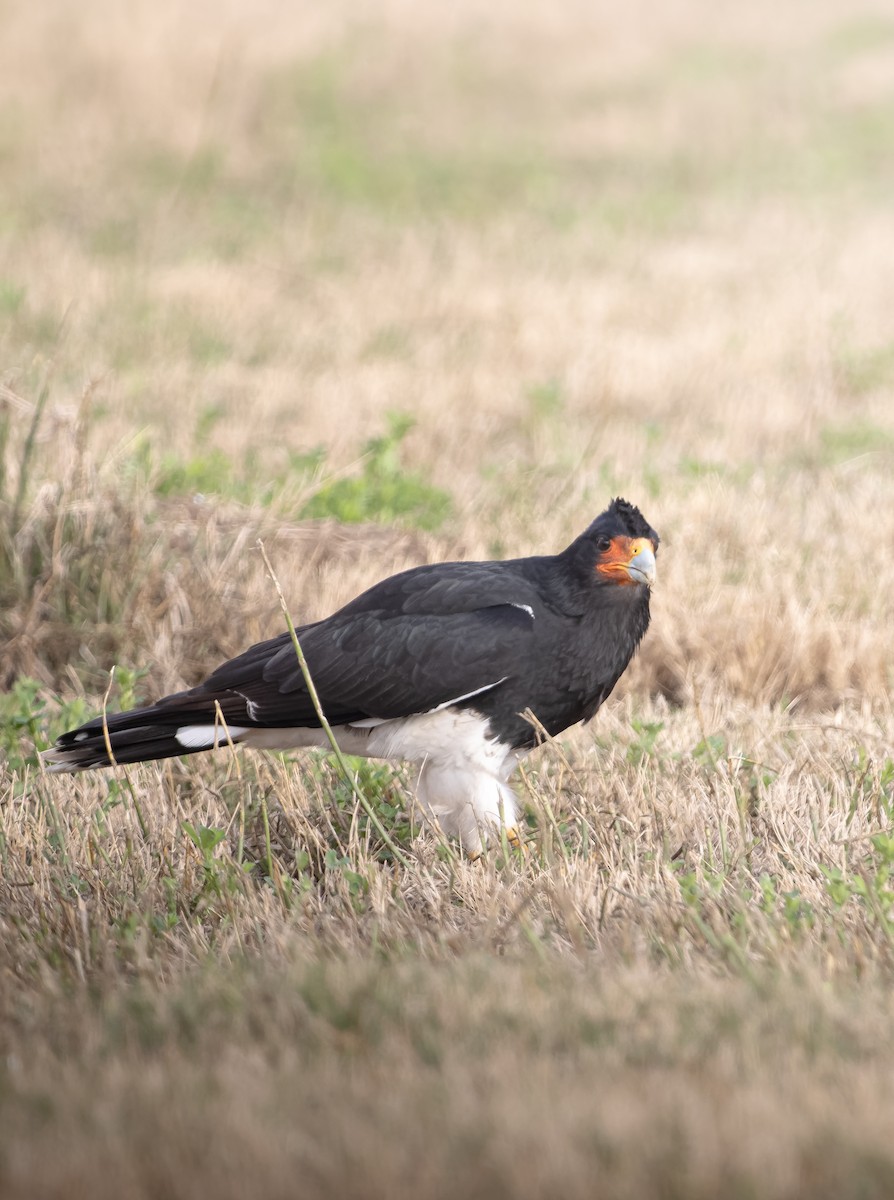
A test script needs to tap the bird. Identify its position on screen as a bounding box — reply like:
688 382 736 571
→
42 497 658 854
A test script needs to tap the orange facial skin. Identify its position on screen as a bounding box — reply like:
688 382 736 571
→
595 536 656 586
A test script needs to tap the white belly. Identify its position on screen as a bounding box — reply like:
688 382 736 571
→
237 709 526 854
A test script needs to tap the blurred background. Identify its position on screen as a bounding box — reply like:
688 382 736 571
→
4 4 894 1197
3 0 894 708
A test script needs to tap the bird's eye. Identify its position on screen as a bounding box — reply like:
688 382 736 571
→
595 535 612 553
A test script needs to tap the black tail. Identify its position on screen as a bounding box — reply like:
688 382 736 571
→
41 702 247 772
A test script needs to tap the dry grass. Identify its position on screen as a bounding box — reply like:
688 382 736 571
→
3 0 894 1195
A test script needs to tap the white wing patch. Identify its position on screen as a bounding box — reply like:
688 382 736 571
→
347 677 509 732
175 724 250 750
429 677 509 714
510 603 535 619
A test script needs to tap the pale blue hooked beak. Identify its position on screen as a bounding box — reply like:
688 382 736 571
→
626 541 657 587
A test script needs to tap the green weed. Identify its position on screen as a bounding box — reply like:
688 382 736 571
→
301 413 452 530
124 412 450 531
820 758 894 938
626 718 665 766
820 420 894 464
834 342 894 397
0 280 26 315
0 678 89 775
153 448 246 501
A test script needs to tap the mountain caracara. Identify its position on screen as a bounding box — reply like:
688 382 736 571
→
43 497 659 853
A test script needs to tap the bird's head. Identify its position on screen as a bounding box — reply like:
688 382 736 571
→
569 498 659 592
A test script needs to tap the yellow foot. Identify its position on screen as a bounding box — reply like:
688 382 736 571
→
466 829 525 861
505 827 526 853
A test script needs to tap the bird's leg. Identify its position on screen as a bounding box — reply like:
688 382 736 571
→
467 826 524 862
414 761 522 857
467 780 525 858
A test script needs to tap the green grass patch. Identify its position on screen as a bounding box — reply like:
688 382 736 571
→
0 678 89 776
125 410 452 530
819 421 894 463
824 14 894 59
267 51 551 221
0 279 26 315
301 413 452 530
834 341 894 397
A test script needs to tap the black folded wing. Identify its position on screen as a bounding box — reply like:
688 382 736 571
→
172 561 541 728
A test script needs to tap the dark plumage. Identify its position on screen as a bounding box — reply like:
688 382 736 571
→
43 498 659 852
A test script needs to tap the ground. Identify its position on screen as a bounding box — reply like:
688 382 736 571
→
2 0 894 1196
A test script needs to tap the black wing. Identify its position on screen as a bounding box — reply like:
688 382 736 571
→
188 561 541 727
